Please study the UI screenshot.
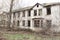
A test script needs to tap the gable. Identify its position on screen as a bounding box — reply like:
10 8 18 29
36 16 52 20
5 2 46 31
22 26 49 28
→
12 3 44 13
30 3 43 10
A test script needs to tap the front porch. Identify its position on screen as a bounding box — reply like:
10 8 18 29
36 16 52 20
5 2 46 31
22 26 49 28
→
31 18 51 32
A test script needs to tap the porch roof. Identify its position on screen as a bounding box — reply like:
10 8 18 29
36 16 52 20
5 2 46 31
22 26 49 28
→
32 18 44 20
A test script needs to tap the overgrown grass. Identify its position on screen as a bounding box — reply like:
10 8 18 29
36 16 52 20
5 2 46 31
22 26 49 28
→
3 33 41 40
1 30 60 40
3 33 60 40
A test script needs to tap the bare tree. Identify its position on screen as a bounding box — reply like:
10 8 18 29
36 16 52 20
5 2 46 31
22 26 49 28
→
8 0 14 29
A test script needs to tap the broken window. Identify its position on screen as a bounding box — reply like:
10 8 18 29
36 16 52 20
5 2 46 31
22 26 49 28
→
47 7 51 15
27 20 30 27
34 10 37 16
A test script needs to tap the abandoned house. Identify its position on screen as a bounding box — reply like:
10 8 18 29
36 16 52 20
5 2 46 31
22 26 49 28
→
10 3 60 32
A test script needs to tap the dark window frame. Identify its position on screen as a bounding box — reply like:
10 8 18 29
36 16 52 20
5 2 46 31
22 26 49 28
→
38 9 42 16
46 20 51 27
17 20 19 26
13 12 15 18
47 7 51 15
34 20 43 27
22 20 25 26
28 10 31 16
34 20 40 27
18 12 20 17
27 20 30 27
22 11 25 17
34 10 37 16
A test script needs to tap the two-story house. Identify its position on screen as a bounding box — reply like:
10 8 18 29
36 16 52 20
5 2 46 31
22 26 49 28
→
11 3 60 32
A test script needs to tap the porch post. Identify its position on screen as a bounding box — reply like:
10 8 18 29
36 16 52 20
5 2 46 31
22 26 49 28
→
30 19 34 29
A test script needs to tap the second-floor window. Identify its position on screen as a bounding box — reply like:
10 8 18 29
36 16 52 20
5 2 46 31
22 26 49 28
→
47 7 51 15
34 10 37 16
28 10 31 16
18 12 20 17
38 9 42 16
22 11 25 17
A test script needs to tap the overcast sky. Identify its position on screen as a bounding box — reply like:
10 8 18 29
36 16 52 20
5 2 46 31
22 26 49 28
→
0 0 60 12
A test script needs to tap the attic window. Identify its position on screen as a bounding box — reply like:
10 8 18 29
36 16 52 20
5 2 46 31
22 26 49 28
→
37 4 39 7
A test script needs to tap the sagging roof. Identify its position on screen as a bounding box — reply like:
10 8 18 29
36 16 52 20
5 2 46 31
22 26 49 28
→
13 2 60 13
